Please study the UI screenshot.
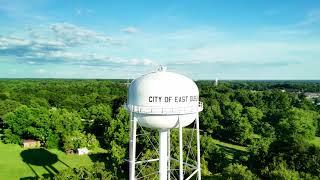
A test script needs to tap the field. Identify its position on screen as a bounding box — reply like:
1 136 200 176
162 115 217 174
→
0 141 95 179
212 138 247 152
0 135 247 179
1 136 319 179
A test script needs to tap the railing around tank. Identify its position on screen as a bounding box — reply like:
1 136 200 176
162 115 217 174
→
125 101 203 115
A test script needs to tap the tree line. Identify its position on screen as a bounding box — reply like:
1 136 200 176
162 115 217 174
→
0 79 320 179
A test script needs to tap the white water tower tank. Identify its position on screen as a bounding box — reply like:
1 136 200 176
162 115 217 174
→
126 66 203 129
126 66 203 180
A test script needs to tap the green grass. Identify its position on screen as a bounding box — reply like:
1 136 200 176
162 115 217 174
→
211 138 248 160
310 136 320 147
0 141 97 179
211 138 247 152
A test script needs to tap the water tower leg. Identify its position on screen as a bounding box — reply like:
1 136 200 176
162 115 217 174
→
167 130 171 180
196 116 201 180
129 114 137 180
179 121 183 180
159 129 168 180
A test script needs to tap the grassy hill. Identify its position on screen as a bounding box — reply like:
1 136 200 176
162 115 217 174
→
0 141 96 179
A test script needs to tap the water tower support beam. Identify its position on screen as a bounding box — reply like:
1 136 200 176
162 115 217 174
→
167 129 171 180
129 113 137 180
159 129 168 180
196 116 201 180
179 120 183 180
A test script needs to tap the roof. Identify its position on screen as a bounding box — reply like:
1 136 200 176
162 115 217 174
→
23 139 39 143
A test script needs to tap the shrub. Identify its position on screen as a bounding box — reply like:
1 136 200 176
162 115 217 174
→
222 163 258 180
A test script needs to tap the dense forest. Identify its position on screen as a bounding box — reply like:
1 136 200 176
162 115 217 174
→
0 79 320 179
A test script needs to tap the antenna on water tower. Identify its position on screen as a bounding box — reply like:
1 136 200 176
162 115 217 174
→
126 66 203 180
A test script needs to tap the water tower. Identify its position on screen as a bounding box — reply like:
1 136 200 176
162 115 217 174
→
126 66 203 180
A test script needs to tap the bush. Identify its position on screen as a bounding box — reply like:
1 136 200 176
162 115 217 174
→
222 163 258 180
201 135 229 173
49 162 115 180
3 129 21 144
86 133 99 150
267 164 300 180
62 131 99 152
45 133 60 149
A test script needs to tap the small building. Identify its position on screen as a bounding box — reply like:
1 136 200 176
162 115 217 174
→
77 147 89 155
23 139 41 148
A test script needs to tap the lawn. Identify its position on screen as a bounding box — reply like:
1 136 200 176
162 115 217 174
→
211 138 247 160
211 138 247 152
0 141 97 179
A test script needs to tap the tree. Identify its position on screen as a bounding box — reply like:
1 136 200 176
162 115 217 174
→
276 108 317 144
62 131 99 152
3 129 21 144
45 133 60 149
0 93 8 100
51 162 115 179
263 90 292 126
201 135 229 174
3 105 84 149
104 107 129 169
86 133 100 150
222 163 258 180
315 114 320 136
219 102 253 145
50 108 83 137
256 122 275 139
3 105 51 143
244 107 264 133
267 162 300 180
234 90 254 107
267 142 320 177
61 96 82 111
28 97 49 108
248 138 272 172
200 99 222 134
0 99 21 118
84 104 113 137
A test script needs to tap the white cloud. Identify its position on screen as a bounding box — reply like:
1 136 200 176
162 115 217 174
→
0 36 65 57
0 36 30 49
50 23 113 46
122 27 139 34
0 34 155 68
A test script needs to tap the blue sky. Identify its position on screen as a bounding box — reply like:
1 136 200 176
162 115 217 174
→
0 0 319 79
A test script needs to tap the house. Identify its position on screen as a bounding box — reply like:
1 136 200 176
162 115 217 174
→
23 139 41 148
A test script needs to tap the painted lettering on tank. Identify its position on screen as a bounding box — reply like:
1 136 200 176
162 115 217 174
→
148 96 198 103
